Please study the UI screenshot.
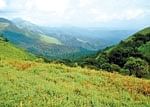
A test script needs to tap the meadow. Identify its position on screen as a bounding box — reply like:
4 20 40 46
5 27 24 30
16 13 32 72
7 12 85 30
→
0 59 150 107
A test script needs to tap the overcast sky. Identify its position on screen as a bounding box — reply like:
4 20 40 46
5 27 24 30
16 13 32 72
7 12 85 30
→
0 0 150 28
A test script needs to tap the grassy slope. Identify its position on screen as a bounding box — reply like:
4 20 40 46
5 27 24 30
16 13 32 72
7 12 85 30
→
39 34 62 45
0 39 35 60
0 37 150 107
0 60 150 107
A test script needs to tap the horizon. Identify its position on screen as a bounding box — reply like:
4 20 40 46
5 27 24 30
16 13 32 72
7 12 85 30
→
0 0 150 29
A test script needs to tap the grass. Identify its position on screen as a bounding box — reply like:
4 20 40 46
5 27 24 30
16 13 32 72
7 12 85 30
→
0 40 35 60
0 59 150 107
39 34 62 45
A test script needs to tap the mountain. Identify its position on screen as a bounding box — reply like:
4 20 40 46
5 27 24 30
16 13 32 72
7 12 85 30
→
41 27 136 50
12 18 136 50
0 18 94 60
79 27 150 78
0 34 150 106
0 17 136 60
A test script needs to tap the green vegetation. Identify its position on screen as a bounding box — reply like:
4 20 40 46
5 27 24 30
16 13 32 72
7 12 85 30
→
0 35 35 60
78 27 150 78
39 34 62 45
0 18 97 60
138 41 150 61
124 57 149 78
138 27 150 35
0 31 150 107
0 60 150 107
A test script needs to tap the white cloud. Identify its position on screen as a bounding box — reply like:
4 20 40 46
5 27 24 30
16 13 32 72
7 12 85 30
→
0 0 6 9
25 0 69 13
90 8 145 22
1 0 150 27
124 9 144 20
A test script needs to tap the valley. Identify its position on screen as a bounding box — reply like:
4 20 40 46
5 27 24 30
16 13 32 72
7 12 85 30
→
0 0 150 106
0 18 149 107
0 36 150 106
0 18 136 60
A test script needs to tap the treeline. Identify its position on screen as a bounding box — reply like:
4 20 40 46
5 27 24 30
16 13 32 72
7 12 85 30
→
28 45 95 61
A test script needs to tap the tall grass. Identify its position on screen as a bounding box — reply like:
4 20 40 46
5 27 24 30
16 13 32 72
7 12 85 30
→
0 60 150 107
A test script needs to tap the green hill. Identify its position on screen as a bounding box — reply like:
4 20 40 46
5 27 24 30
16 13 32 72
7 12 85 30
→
107 27 150 66
78 27 150 78
0 35 35 60
0 32 150 107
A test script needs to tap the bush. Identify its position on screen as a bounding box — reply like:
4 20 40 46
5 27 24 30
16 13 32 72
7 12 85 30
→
124 57 149 78
111 64 121 72
101 63 112 72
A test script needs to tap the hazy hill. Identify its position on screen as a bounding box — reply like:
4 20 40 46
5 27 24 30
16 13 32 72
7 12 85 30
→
11 18 136 60
0 18 94 60
0 34 150 107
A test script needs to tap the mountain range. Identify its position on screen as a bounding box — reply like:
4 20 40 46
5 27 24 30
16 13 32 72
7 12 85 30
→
0 18 136 60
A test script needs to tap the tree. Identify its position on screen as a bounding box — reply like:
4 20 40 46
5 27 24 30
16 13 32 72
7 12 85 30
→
124 57 149 78
101 63 112 72
111 64 121 72
108 47 130 67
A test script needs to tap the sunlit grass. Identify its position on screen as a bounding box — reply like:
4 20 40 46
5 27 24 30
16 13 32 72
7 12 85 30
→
0 60 150 107
0 40 35 60
39 34 62 45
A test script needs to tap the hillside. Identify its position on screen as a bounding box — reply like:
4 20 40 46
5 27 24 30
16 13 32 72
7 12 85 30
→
0 35 35 60
0 31 150 107
0 18 136 60
0 18 97 60
0 60 150 107
79 27 150 78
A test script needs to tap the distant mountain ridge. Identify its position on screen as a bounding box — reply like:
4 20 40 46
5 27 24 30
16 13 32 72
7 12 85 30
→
0 17 136 60
0 18 96 60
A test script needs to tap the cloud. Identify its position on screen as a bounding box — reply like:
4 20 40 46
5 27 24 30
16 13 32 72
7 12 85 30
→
0 0 6 9
25 0 69 13
0 0 150 27
90 8 145 22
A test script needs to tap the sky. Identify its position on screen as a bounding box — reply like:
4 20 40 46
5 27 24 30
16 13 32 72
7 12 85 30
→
0 0 150 29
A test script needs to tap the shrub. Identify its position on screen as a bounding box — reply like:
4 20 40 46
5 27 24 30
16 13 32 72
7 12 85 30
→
111 64 121 72
124 57 149 78
101 63 112 72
